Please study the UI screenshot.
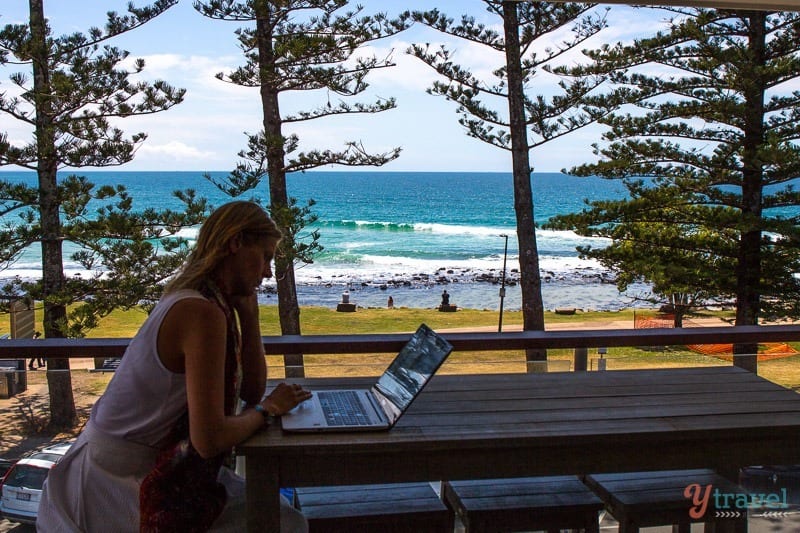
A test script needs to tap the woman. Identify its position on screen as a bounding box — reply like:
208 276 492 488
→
38 201 311 532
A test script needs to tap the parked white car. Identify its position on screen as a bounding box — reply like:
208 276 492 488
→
0 441 72 525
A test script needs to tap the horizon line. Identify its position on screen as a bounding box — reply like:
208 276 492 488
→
0 169 571 174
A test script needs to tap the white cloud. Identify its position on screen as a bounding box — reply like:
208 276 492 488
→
136 141 213 161
361 43 443 93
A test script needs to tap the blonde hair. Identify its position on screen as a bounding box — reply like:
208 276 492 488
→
165 201 282 293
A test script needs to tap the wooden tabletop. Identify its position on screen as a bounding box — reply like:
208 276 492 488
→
240 366 800 532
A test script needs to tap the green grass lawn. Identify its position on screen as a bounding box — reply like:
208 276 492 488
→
84 305 667 337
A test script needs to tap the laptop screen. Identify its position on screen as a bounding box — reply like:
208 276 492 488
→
374 324 453 412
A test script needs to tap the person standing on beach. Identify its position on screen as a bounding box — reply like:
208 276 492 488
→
37 201 311 532
27 331 44 369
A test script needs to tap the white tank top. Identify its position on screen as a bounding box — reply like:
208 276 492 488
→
91 289 208 447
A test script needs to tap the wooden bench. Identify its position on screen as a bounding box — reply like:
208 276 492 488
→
441 476 604 533
584 469 749 533
88 357 122 373
293 482 454 532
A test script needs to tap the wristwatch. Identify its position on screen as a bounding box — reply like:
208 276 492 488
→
253 403 274 422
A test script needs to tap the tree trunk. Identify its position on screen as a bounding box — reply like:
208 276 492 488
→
673 309 684 329
734 11 766 372
256 7 304 377
502 2 546 370
29 0 76 427
671 294 688 328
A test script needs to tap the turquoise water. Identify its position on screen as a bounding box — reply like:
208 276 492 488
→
0 170 648 311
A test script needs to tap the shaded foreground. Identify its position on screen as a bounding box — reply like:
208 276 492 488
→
2 313 800 532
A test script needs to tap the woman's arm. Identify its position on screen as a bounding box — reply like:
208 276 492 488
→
231 293 312 416
160 297 310 459
232 292 267 405
165 298 261 458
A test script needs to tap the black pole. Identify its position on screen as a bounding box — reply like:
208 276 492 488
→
499 234 508 332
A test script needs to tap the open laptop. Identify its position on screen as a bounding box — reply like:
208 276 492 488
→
281 324 453 432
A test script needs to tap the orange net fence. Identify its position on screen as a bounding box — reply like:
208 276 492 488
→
634 314 675 329
687 342 800 361
634 313 799 361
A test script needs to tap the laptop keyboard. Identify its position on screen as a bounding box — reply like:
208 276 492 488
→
317 390 373 426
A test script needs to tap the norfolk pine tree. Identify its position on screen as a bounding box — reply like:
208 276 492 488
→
0 0 207 427
194 0 406 376
408 1 614 367
545 8 800 371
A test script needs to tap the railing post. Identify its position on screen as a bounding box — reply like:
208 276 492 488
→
733 348 757 373
526 349 547 373
573 347 588 371
283 354 305 378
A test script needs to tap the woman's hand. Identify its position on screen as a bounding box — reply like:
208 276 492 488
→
231 292 259 319
262 383 313 415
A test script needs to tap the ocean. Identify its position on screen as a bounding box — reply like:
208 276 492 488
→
0 170 652 311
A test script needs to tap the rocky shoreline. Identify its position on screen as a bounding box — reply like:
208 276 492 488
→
259 265 641 312
279 264 619 291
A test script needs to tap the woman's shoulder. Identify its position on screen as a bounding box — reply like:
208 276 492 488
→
155 290 224 331
167 291 222 316
157 292 226 364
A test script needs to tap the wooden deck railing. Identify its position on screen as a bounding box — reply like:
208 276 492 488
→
0 324 799 360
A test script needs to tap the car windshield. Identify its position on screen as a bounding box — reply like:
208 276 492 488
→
29 452 62 463
4 464 48 490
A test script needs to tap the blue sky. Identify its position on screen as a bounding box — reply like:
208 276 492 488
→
0 1 652 172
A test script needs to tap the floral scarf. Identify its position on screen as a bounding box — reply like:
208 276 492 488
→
139 281 242 532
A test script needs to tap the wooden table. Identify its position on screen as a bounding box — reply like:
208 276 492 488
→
239 366 800 532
